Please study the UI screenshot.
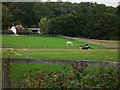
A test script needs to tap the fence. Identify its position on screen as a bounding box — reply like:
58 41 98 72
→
2 58 120 88
2 34 75 41
3 34 64 37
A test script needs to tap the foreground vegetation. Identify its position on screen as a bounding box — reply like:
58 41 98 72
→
10 64 119 89
10 64 72 81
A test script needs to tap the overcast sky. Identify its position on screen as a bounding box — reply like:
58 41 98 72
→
2 0 120 7
45 0 120 7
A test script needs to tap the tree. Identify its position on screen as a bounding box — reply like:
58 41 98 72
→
2 2 119 40
38 17 50 34
8 2 36 27
2 4 12 29
116 5 120 16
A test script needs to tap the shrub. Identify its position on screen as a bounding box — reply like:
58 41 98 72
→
22 65 119 89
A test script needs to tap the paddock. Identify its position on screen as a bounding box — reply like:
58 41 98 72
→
2 35 105 49
2 35 119 88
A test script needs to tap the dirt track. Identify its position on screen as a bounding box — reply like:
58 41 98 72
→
68 37 118 49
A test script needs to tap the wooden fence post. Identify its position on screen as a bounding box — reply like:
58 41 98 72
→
2 59 10 88
73 61 88 72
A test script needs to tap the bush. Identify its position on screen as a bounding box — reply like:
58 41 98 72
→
22 65 119 89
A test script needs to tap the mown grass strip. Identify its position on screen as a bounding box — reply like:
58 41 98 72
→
3 49 118 62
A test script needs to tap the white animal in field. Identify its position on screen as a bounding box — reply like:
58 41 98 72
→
66 41 73 45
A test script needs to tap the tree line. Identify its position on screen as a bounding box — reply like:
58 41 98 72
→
2 1 120 40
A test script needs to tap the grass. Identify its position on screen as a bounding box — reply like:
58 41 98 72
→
10 63 72 80
10 63 118 81
2 35 119 85
3 49 118 62
3 48 118 81
2 35 105 49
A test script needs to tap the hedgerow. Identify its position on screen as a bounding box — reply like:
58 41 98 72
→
22 65 119 89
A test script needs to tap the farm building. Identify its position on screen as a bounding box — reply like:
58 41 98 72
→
28 28 40 33
15 25 23 30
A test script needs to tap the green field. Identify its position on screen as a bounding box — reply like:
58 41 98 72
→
3 49 118 62
2 35 119 85
2 35 105 49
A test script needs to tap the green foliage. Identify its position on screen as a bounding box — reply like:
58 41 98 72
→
38 17 50 34
7 2 36 27
48 11 119 40
0 3 2 31
3 48 25 59
48 14 77 36
2 4 12 29
22 65 119 89
2 2 119 40
117 5 120 16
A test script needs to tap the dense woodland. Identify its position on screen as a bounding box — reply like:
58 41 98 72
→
2 1 120 40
